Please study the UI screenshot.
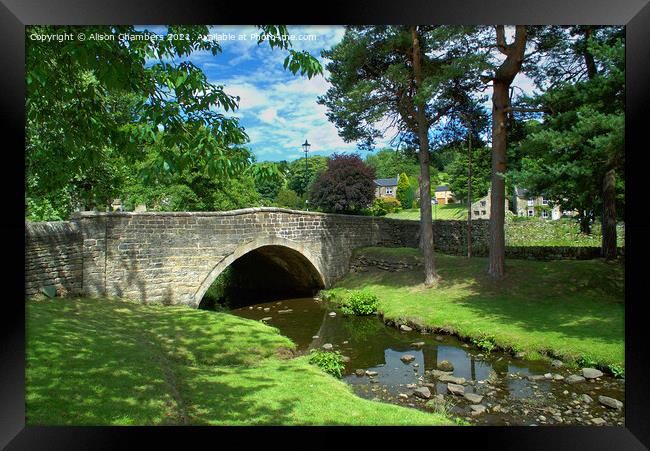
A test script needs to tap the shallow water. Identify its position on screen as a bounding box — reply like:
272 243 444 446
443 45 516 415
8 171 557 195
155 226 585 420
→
231 297 625 426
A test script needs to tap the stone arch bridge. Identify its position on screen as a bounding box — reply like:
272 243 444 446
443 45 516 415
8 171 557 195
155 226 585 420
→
25 207 483 307
26 208 417 306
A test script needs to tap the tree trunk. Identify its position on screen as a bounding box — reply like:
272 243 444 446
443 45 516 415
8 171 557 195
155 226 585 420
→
582 27 598 80
467 130 472 259
411 26 437 287
601 168 617 259
488 25 527 279
488 81 508 278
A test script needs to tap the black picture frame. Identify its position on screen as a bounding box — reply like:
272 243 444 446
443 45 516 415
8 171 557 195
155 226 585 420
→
2 0 649 448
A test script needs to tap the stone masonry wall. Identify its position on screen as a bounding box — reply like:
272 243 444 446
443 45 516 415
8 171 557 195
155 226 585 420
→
25 208 615 305
25 221 83 297
71 208 387 306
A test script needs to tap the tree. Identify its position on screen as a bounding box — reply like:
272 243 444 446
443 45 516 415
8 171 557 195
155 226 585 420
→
251 161 287 202
286 155 328 197
396 173 414 209
309 154 375 214
484 25 528 279
446 144 492 203
319 25 486 286
275 188 303 210
513 26 624 258
365 148 420 180
26 25 322 219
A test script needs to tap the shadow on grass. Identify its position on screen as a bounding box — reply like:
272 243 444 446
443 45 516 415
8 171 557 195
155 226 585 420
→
335 252 624 358
25 298 299 425
26 297 450 426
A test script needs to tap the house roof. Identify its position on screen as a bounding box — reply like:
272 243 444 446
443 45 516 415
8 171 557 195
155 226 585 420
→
435 185 450 192
374 177 398 187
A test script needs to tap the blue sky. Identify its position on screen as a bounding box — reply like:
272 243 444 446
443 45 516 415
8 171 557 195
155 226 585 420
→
141 25 538 163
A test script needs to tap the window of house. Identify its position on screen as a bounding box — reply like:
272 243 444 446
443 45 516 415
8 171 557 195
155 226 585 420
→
473 210 480 216
480 200 486 207
481 210 486 216
527 209 534 217
542 198 549 205
542 210 549 218
527 199 534 206
386 188 393 195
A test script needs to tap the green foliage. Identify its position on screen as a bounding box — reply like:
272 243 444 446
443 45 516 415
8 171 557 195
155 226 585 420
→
608 364 625 379
365 148 419 180
26 25 322 220
425 397 455 416
318 26 487 151
511 32 624 224
275 188 304 210
286 155 329 197
370 196 402 216
446 145 492 203
340 291 379 316
251 162 287 202
199 267 234 311
211 176 262 211
26 192 72 222
471 334 497 354
578 354 599 368
396 173 414 209
308 349 345 378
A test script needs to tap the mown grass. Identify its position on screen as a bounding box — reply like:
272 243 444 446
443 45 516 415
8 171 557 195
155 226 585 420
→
386 204 467 221
328 247 624 370
26 297 456 426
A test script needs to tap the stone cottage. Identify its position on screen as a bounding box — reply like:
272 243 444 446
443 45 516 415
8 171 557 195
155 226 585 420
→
374 177 399 198
434 185 456 205
471 188 509 219
512 187 574 220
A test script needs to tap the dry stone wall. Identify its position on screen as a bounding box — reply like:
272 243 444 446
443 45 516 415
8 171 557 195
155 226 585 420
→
25 221 83 297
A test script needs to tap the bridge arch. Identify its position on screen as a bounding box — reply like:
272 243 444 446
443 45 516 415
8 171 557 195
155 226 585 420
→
192 236 327 307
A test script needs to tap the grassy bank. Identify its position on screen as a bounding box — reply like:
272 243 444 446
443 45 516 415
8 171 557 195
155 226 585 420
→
327 247 624 372
386 204 467 220
26 297 455 425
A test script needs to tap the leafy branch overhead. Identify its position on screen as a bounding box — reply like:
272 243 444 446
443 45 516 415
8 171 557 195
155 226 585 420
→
26 25 323 218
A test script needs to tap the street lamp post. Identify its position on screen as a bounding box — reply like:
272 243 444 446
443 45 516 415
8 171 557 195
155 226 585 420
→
302 139 311 210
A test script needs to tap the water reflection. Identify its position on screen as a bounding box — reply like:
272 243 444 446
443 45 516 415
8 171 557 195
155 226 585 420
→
231 297 625 426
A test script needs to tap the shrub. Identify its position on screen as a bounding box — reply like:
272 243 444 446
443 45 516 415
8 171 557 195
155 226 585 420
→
309 153 376 214
396 173 414 209
578 354 599 368
370 196 402 216
471 334 497 354
608 363 625 378
340 290 379 316
308 349 345 378
275 187 303 210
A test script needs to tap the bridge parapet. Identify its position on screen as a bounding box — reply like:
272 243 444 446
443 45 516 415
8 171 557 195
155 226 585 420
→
27 208 490 306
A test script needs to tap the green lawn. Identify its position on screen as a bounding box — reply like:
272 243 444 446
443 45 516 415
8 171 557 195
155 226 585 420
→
386 204 467 220
327 247 624 371
26 297 455 426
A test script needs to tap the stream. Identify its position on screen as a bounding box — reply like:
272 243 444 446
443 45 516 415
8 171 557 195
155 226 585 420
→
231 297 625 426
